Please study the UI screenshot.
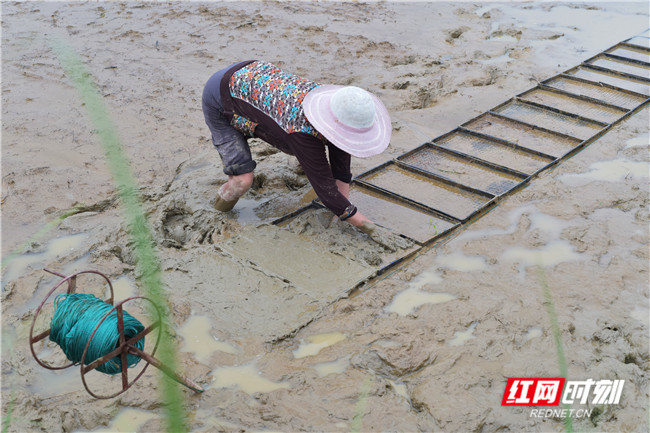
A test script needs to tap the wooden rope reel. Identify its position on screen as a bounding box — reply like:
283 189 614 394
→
29 269 204 398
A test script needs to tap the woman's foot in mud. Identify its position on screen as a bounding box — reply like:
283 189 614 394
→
214 194 239 212
213 172 254 212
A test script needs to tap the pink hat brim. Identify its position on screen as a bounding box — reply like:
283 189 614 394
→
303 85 391 158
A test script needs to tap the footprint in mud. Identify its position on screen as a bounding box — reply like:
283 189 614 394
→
159 205 208 247
152 154 228 248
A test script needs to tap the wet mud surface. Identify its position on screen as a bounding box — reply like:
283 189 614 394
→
2 2 649 432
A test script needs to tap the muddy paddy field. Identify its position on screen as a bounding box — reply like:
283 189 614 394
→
2 2 649 432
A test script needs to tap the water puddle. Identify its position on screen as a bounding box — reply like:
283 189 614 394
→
178 315 237 364
454 206 583 277
458 205 576 243
448 322 478 347
210 362 290 394
386 288 456 317
404 270 442 290
385 271 456 316
293 332 347 359
28 366 82 398
625 133 649 149
529 212 569 239
559 158 649 186
436 252 487 272
457 206 533 241
232 197 271 224
311 356 349 377
630 305 649 325
111 275 138 300
502 239 582 269
388 379 410 402
2 233 88 290
86 407 159 433
524 327 543 341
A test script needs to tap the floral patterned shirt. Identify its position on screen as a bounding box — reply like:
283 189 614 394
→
229 61 323 139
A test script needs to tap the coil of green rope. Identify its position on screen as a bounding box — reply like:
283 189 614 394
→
49 293 145 374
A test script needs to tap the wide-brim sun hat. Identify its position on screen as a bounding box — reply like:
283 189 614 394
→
303 85 391 158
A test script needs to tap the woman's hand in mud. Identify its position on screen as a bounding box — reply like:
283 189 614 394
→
345 211 372 228
356 219 413 252
341 212 413 252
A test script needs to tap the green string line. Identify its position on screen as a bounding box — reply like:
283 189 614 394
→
537 263 573 433
350 374 373 433
48 38 186 432
1 388 14 433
